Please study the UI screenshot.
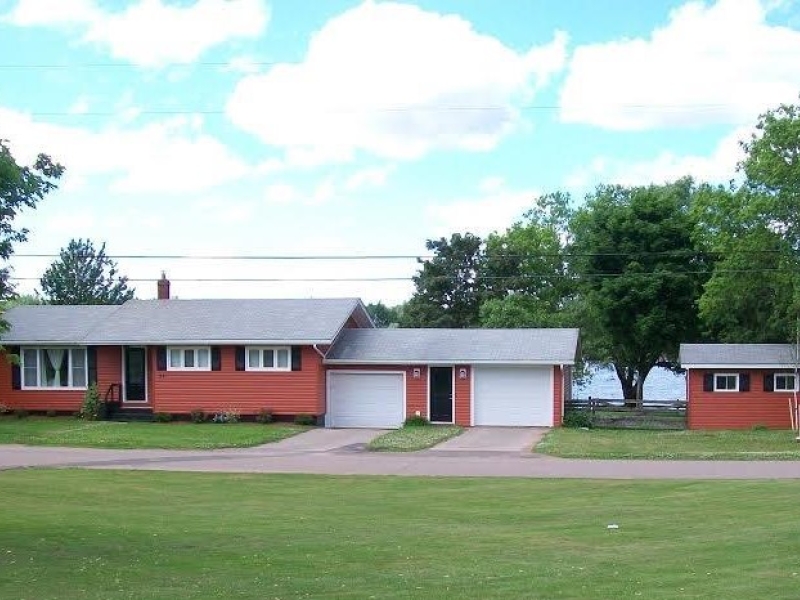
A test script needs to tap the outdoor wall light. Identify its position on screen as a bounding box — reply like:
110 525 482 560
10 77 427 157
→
412 368 421 378
459 367 468 379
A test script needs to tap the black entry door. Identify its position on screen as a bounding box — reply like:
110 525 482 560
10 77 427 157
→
124 347 147 402
429 367 453 422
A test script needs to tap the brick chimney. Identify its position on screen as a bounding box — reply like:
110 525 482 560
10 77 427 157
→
157 271 170 300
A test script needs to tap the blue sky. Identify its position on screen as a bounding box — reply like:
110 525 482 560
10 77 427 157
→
0 0 798 304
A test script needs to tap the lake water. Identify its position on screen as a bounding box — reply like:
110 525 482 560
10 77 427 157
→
574 365 686 401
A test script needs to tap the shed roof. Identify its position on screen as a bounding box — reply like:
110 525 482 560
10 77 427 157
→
325 327 580 365
679 343 799 368
2 298 371 345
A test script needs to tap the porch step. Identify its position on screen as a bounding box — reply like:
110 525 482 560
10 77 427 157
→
109 407 154 422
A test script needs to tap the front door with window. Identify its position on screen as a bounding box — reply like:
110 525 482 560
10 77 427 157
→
124 347 147 403
429 366 453 423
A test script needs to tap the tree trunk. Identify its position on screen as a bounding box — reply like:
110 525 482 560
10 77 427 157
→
614 364 637 407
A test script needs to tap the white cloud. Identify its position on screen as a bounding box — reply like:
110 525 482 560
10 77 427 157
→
0 107 251 194
344 165 394 191
264 183 297 204
565 126 749 188
227 1 567 163
5 0 269 67
560 0 800 129
67 96 90 115
425 182 537 238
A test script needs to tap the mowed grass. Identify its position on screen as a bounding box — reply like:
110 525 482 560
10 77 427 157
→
538 428 800 460
0 417 307 449
368 425 463 451
2 471 800 599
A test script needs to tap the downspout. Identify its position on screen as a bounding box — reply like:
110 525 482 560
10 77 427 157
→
313 344 326 359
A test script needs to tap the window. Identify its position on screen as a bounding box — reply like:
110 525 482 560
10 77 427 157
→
21 347 87 389
167 347 210 371
714 373 739 392
775 373 798 392
246 347 290 371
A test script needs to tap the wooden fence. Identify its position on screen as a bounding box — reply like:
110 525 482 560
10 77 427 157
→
566 397 687 429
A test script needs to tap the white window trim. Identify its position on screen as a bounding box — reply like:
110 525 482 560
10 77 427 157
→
167 346 211 372
245 346 291 372
713 372 739 392
21 346 88 390
774 373 798 392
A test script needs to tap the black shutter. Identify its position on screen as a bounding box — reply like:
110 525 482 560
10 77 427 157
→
703 373 714 392
291 346 302 372
156 347 167 371
211 347 221 371
739 373 750 392
763 373 774 392
87 346 98 385
9 345 20 390
235 346 246 371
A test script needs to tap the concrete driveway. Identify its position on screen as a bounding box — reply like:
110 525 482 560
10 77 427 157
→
430 427 548 453
265 428 384 452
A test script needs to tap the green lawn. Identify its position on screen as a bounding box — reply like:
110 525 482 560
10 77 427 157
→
0 417 307 449
538 427 800 460
2 471 800 599
368 425 463 451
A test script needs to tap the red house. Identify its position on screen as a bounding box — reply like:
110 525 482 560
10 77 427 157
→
680 343 799 429
0 281 578 428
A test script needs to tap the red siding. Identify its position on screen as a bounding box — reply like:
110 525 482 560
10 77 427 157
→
454 365 471 426
553 365 564 426
688 369 796 429
150 346 324 416
0 346 121 412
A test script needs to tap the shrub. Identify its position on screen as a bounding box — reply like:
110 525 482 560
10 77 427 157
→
294 413 316 426
256 408 274 424
752 423 769 431
212 409 240 424
46 409 58 418
0 403 10 415
154 412 172 423
190 409 207 424
14 408 28 419
78 384 104 421
404 415 430 427
563 410 593 429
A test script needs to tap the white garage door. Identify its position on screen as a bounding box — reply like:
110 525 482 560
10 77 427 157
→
473 366 553 426
327 372 404 428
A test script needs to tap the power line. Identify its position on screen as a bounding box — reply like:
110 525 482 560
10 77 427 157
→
11 249 789 261
21 102 736 118
8 267 796 284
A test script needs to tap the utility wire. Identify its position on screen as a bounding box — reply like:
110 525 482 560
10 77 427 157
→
8 267 797 284
10 249 789 260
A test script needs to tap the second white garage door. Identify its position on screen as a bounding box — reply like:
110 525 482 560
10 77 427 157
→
473 366 553 426
327 371 405 428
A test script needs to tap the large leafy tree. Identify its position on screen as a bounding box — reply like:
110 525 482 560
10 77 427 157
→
365 301 404 327
40 239 135 305
692 98 800 342
480 192 577 328
0 140 63 304
401 233 483 328
692 185 796 342
571 179 705 402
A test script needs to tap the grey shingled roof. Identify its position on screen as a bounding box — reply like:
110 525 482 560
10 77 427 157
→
2 298 369 345
325 328 580 364
2 305 122 344
680 343 799 367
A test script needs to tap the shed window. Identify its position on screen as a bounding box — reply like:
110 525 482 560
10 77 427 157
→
246 347 290 371
775 373 798 392
714 373 739 392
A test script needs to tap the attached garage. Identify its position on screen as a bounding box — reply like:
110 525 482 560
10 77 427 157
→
473 366 553 426
327 371 405 428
